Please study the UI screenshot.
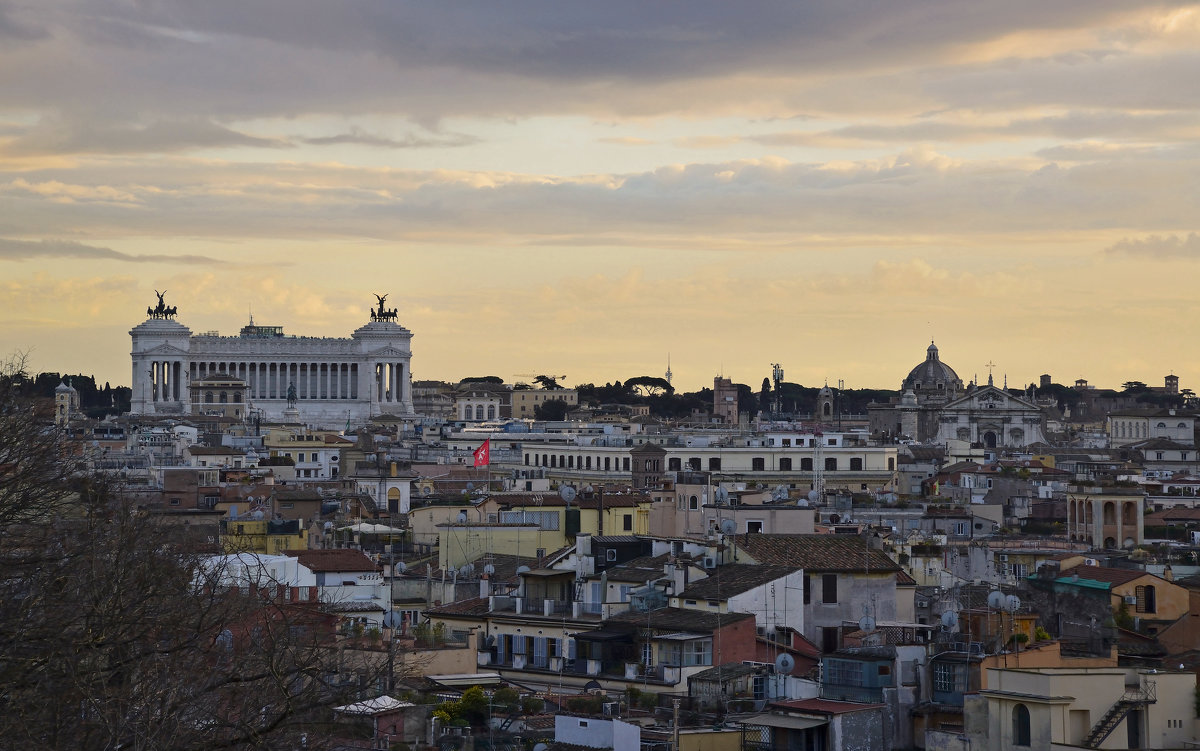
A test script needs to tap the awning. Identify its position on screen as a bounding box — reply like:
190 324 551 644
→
655 632 709 641
572 629 633 642
339 523 406 535
428 672 504 687
521 568 573 577
742 714 827 730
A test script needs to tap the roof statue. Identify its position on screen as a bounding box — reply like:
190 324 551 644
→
371 292 397 323
147 289 177 320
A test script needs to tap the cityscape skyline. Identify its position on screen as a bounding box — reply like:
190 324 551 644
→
2 3 1199 391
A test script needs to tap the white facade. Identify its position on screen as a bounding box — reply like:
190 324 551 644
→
932 385 1047 448
130 310 414 428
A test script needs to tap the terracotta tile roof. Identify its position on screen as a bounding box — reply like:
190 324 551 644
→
677 564 798 600
607 607 754 632
1057 565 1156 588
895 570 917 586
736 534 900 573
425 597 491 618
770 698 883 714
283 549 379 573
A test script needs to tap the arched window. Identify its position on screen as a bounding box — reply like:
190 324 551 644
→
219 391 228 403
487 405 496 419
475 405 484 420
1103 502 1116 525
1012 703 1031 746
205 391 214 403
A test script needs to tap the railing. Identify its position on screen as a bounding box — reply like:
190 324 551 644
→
820 684 884 703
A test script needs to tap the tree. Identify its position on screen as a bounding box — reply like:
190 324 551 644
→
625 375 674 397
0 356 384 750
534 398 570 421
459 376 504 385
1122 381 1149 393
533 375 561 390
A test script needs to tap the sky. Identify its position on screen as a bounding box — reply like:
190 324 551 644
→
2 1 1199 393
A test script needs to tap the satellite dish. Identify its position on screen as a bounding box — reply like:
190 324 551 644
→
772 485 789 501
583 485 594 493
460 563 475 578
483 563 496 575
251 510 265 520
446 566 457 577
457 511 468 523
560 486 577 503
774 653 795 674
395 561 407 573
719 518 737 535
941 611 959 630
383 611 403 629
1005 595 1021 613
858 614 877 632
987 591 1006 610
533 743 549 751
421 486 432 496
516 565 531 574
715 487 730 505
807 489 820 503
829 513 840 524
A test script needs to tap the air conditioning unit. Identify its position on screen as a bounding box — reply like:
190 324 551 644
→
917 600 929 608
703 555 717 569
1124 595 1138 605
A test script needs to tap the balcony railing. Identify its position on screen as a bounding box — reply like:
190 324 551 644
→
820 684 884 703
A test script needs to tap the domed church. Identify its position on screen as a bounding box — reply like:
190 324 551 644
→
869 342 1046 447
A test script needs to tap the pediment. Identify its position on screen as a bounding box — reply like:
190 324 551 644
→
943 385 1037 411
141 343 190 357
366 346 410 358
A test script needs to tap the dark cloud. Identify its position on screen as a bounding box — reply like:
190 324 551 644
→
1104 233 1200 259
0 238 217 264
0 1 1175 122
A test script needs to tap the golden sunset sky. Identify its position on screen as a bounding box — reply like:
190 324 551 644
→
2 2 1199 392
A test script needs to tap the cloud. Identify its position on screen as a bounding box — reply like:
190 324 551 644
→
300 127 479 149
1104 232 1200 259
597 136 655 146
1 118 287 156
0 238 218 264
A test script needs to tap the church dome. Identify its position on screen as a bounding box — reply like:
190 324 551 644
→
902 341 963 398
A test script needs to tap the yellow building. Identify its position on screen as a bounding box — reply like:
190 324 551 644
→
510 388 578 419
221 516 308 554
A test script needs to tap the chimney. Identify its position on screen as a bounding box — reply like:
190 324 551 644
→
480 574 490 599
1164 565 1174 582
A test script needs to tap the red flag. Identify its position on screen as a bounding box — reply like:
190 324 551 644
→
473 439 490 467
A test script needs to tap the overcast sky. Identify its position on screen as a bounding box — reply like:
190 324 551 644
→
2 1 1199 391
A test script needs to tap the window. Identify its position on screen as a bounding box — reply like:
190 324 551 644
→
623 457 630 471
828 438 837 446
752 457 765 471
801 458 813 471
826 659 863 686
683 639 712 666
779 458 792 471
746 521 764 534
822 574 838 603
821 627 839 653
1135 584 1157 614
709 458 721 471
668 458 681 471
933 662 956 693
782 438 791 446
688 457 701 471
803 574 811 605
888 457 895 471
623 514 633 531
825 458 837 471
1012 704 1031 746
689 495 699 510
850 458 863 471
